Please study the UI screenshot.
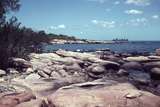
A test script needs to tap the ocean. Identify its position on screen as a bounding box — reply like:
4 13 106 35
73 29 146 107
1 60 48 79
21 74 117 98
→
43 41 160 53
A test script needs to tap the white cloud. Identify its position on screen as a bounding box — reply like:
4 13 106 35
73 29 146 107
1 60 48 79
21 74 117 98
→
57 24 66 29
91 20 99 24
80 32 84 34
105 8 111 12
125 0 150 6
50 26 56 30
125 9 143 15
127 18 148 26
114 1 120 5
49 24 66 30
91 20 116 28
87 0 107 3
152 15 159 19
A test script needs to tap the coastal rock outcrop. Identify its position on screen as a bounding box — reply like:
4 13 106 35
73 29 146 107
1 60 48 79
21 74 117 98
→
27 50 120 83
47 81 160 107
2 49 160 107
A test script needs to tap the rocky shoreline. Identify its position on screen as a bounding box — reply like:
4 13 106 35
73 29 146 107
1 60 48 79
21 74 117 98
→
1 49 160 106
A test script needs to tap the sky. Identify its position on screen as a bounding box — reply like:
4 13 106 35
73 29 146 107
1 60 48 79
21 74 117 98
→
12 0 160 40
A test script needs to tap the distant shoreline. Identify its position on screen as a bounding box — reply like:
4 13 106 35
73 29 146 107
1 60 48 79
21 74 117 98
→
49 39 129 44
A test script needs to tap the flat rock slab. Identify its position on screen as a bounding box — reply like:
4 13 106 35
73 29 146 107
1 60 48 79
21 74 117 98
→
0 92 36 107
48 82 160 107
123 56 150 62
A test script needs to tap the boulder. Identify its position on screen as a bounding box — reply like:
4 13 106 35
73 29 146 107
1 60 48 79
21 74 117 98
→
129 70 151 85
150 67 160 80
10 58 32 68
7 68 19 74
64 63 82 73
144 61 160 71
87 64 106 79
0 69 6 76
88 64 106 74
123 56 150 62
121 62 143 70
25 73 41 80
0 92 36 107
156 48 160 56
47 82 160 107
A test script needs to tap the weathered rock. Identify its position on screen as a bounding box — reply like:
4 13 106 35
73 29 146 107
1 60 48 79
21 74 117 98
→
37 70 49 78
117 69 129 76
121 62 143 70
64 63 82 73
52 65 64 71
88 72 103 79
0 92 36 107
47 82 160 107
57 69 68 77
101 55 120 62
144 61 160 71
7 68 19 74
156 48 160 56
26 68 34 74
88 64 106 74
42 68 52 75
15 99 47 107
56 49 96 61
99 61 120 70
12 77 70 96
129 70 151 85
151 67 160 80
25 73 41 80
148 56 160 60
87 64 106 79
123 56 150 62
0 69 6 76
60 80 117 89
10 58 32 68
51 71 62 79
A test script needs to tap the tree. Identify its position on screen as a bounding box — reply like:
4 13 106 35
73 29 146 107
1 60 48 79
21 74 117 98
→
0 0 20 26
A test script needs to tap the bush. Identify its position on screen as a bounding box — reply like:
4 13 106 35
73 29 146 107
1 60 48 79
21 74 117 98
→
0 17 47 69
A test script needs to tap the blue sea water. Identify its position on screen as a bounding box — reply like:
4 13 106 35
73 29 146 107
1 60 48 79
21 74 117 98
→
44 41 160 53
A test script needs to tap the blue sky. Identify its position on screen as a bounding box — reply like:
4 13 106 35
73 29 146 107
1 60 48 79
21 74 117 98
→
12 0 160 40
